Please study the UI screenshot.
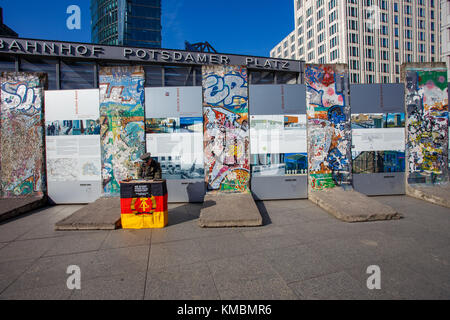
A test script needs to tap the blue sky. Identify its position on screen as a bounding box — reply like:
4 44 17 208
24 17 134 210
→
0 0 294 57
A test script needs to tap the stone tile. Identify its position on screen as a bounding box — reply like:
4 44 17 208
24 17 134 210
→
279 219 365 245
100 229 152 250
148 240 204 270
391 199 450 221
355 231 423 259
246 234 302 252
42 232 109 257
151 220 236 244
288 271 374 300
168 203 188 210
262 245 341 283
207 253 282 292
70 273 146 300
406 212 450 236
0 237 58 263
5 251 97 291
166 204 197 226
284 204 335 222
346 258 450 300
145 262 219 300
88 245 150 279
184 203 203 218
240 225 287 239
15 222 72 241
373 196 421 209
370 220 450 251
262 199 316 211
195 233 255 261
0 283 73 300
53 205 87 219
0 218 40 243
218 277 298 300
0 258 36 293
17 223 107 241
398 245 450 292
0 206 71 242
263 210 313 226
305 232 421 271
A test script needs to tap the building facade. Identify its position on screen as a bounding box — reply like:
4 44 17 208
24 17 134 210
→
441 0 450 80
271 0 443 83
91 0 162 48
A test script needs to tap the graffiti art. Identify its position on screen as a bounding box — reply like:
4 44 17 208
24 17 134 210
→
202 65 250 192
305 64 352 191
404 65 449 184
99 66 146 196
0 72 47 197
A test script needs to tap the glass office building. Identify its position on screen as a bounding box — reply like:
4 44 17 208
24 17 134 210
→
91 0 161 48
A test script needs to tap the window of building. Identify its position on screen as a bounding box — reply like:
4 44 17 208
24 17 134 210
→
250 71 274 84
0 56 16 73
19 57 58 90
60 61 96 90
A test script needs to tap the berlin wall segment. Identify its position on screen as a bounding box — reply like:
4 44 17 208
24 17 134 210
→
402 63 449 186
99 66 146 197
0 72 47 197
305 64 352 192
202 65 250 193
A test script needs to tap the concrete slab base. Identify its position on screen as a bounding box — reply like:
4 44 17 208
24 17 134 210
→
0 196 47 223
198 192 263 228
309 188 402 222
406 184 450 209
55 197 121 230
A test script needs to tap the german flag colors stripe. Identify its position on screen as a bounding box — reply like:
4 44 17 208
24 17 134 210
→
120 180 168 229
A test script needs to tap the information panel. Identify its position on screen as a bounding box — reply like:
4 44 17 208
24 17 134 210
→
45 89 102 203
145 87 204 180
351 113 405 174
144 87 204 202
249 84 308 200
250 114 307 176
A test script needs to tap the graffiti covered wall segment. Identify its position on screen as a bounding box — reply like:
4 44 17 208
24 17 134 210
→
404 64 449 184
99 66 146 196
305 64 352 191
202 65 250 192
0 72 47 197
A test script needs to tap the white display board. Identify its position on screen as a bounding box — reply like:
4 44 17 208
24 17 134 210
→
44 89 102 203
250 115 307 154
352 128 405 152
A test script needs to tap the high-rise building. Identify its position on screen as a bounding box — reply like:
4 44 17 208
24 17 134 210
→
91 0 161 48
440 0 450 80
270 0 442 83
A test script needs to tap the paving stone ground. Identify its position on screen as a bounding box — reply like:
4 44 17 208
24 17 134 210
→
0 195 449 300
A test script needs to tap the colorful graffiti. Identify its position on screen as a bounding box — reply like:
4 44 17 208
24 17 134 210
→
0 72 47 197
99 66 146 196
305 64 352 191
202 65 250 192
404 65 449 184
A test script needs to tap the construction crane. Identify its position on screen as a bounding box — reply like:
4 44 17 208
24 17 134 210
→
185 41 217 53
